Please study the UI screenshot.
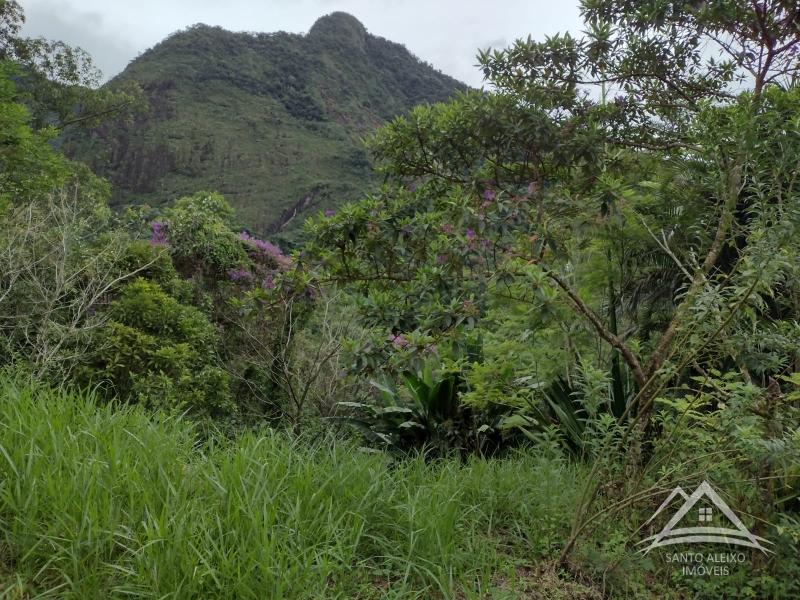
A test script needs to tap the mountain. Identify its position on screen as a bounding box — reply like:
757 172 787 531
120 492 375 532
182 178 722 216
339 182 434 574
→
63 12 467 236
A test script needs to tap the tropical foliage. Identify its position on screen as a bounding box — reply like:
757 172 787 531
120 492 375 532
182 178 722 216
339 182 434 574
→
2 0 800 597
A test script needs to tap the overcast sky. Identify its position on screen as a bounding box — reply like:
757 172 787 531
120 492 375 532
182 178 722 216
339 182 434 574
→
20 0 584 87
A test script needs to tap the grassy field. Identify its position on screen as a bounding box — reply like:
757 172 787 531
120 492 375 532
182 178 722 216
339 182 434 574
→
0 375 598 599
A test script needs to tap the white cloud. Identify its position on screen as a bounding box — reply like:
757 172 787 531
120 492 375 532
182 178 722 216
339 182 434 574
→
20 0 583 86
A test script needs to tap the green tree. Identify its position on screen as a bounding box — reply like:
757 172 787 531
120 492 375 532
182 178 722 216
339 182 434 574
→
308 0 800 432
0 61 79 204
306 1 800 570
0 0 142 131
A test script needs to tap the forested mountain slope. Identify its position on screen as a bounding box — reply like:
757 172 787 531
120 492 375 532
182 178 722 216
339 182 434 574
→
64 12 466 234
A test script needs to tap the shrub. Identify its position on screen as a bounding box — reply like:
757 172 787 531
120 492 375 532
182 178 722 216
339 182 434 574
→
161 191 248 280
82 279 233 418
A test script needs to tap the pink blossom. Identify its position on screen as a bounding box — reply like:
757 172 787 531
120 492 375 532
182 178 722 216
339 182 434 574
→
239 231 291 269
388 333 410 348
227 268 252 282
150 221 168 246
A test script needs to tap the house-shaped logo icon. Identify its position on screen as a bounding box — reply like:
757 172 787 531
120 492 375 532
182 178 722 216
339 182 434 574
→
637 481 773 555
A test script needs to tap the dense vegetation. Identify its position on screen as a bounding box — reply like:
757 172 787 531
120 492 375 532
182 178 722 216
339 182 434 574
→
2 0 800 597
62 12 466 238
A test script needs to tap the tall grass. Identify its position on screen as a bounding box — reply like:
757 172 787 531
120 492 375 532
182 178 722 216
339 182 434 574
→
0 374 585 598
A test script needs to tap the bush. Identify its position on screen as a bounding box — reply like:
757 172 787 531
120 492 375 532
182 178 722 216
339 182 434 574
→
119 239 178 286
82 278 233 418
161 191 248 280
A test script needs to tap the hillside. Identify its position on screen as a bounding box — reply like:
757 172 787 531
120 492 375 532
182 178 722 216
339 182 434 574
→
64 12 466 236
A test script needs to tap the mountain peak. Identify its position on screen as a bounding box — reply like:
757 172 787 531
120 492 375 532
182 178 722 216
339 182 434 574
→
309 12 367 41
68 13 466 237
